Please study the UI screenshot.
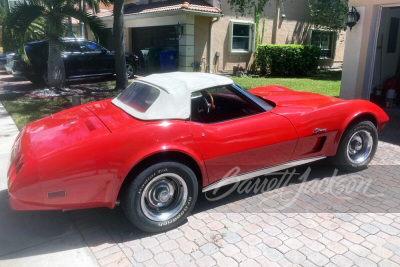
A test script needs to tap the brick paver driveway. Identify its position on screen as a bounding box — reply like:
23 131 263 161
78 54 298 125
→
50 110 400 266
0 73 399 266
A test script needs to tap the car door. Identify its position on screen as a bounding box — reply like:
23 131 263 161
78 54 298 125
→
187 85 298 185
83 41 114 75
63 41 87 77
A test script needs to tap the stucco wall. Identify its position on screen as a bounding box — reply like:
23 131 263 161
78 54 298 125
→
209 0 346 71
194 16 211 72
210 0 254 72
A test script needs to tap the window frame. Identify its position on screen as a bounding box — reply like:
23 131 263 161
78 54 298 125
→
115 81 161 114
64 41 83 54
308 29 337 59
189 84 271 124
229 20 256 53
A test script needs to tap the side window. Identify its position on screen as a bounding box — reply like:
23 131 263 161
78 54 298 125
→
87 42 103 52
65 42 82 53
79 42 103 53
229 21 255 53
191 85 265 124
310 30 336 59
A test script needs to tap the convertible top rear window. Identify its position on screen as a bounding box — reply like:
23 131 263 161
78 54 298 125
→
116 82 160 113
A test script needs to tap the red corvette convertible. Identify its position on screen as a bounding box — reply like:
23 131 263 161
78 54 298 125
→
7 73 388 232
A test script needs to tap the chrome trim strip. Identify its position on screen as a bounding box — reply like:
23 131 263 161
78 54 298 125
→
202 156 326 192
68 73 113 78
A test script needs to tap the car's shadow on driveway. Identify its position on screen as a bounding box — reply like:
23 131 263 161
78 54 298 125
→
0 163 351 260
379 108 400 146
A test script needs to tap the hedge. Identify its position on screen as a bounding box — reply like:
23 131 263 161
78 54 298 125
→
255 44 321 76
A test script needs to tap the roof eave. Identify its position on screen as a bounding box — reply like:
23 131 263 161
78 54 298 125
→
99 9 223 21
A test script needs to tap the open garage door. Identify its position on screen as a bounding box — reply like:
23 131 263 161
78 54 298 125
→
131 25 179 72
371 6 400 107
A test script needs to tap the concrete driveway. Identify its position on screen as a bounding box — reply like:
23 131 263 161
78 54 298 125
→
0 73 399 266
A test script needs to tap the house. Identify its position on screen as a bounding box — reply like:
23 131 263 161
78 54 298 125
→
97 0 346 73
340 0 400 100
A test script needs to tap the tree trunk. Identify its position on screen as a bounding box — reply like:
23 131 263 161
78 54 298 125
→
91 0 96 14
113 0 128 90
68 17 74 37
67 0 74 37
79 0 83 37
83 3 88 39
47 37 66 89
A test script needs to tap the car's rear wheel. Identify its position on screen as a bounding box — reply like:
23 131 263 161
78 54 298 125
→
332 121 378 171
126 62 136 79
122 162 198 232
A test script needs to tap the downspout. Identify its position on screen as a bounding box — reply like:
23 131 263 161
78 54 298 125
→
271 0 280 44
209 16 221 73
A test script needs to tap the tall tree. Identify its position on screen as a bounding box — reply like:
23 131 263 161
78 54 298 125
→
5 0 105 88
0 0 10 51
82 2 89 39
66 0 74 37
113 0 127 90
309 0 349 31
78 0 113 40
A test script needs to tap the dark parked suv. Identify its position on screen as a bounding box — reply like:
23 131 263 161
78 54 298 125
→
16 38 140 85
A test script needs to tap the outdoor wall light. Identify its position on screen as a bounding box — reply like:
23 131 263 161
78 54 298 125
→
346 6 360 31
175 23 184 39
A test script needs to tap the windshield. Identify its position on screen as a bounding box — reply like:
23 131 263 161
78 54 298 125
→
115 82 160 113
232 84 274 111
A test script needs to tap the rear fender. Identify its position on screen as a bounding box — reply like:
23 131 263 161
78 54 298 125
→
111 122 206 207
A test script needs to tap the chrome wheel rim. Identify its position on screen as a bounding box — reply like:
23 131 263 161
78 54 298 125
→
346 130 373 164
140 173 188 222
126 64 134 78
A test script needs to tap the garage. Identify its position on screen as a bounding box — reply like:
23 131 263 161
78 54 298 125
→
131 25 179 72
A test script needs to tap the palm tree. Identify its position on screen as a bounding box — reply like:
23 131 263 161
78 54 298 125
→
5 0 106 88
113 0 127 90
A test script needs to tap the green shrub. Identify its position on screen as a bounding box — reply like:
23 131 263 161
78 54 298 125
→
255 44 321 76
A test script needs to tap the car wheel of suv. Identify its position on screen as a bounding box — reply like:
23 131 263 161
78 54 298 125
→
42 71 49 86
122 162 198 232
126 63 136 79
28 76 45 86
332 121 378 171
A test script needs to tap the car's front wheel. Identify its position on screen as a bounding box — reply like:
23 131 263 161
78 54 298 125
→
122 162 198 232
126 62 136 79
333 121 378 171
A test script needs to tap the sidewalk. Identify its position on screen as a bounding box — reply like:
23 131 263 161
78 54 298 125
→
0 103 19 189
0 102 99 267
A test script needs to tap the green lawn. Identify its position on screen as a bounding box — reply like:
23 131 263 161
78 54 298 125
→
232 70 341 97
1 71 341 129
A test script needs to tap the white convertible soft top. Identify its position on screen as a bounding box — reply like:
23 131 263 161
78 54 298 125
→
112 72 234 120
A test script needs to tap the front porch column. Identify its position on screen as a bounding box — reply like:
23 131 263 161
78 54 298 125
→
340 5 377 100
179 15 195 72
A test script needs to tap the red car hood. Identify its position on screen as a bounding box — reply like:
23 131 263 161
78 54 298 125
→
249 86 344 110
